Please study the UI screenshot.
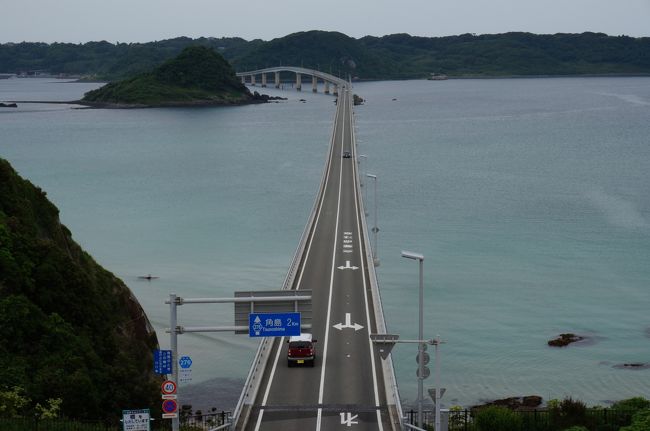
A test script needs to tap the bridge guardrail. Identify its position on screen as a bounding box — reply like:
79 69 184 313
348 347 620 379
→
231 93 341 430
350 91 404 430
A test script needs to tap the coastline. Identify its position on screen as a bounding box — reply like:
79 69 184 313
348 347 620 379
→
6 95 285 109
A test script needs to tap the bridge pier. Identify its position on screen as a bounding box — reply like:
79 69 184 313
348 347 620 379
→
236 67 346 97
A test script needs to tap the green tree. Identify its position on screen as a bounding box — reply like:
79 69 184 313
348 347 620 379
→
621 410 650 431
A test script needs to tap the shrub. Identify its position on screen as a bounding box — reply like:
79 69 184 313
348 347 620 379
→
474 406 523 431
550 397 587 429
563 427 589 431
614 398 650 413
620 409 650 431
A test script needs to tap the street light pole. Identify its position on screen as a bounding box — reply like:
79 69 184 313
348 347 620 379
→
401 251 425 428
358 154 367 188
367 173 379 266
358 155 368 215
434 335 441 431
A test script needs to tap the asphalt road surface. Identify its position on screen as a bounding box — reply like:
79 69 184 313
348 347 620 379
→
243 89 393 430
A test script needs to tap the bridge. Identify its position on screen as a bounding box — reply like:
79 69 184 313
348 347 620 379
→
224 76 403 430
236 67 346 94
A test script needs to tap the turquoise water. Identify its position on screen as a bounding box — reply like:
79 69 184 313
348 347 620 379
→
1 77 649 408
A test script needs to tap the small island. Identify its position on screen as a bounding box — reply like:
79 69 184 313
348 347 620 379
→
81 46 273 108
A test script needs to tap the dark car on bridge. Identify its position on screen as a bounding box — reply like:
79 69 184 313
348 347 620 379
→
287 333 317 367
343 151 351 158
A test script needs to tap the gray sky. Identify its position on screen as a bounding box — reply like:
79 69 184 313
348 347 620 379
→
1 0 649 43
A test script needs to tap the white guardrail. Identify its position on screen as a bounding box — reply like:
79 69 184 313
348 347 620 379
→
350 93 405 430
231 88 341 430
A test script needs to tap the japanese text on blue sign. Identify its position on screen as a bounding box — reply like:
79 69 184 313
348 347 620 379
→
154 350 172 374
249 312 301 337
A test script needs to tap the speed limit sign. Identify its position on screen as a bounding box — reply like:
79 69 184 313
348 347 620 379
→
161 380 177 395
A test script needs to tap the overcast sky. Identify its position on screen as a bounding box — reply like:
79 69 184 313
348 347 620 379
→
1 0 649 43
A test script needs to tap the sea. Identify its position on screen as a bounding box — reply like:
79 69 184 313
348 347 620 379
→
1 76 649 410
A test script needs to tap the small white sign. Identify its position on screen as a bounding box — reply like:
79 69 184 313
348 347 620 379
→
122 409 150 431
180 368 193 384
162 413 178 419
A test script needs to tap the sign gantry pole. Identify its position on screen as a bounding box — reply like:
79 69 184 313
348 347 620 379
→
169 293 179 431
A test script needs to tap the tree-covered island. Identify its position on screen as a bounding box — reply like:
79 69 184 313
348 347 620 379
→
81 46 270 108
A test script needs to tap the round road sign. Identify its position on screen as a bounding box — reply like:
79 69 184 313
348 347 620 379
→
162 399 178 414
416 366 431 379
416 352 430 365
161 380 177 395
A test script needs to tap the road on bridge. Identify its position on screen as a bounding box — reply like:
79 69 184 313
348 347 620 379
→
241 89 393 431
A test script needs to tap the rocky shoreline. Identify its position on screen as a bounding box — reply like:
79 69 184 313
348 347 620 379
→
473 395 544 411
6 91 287 110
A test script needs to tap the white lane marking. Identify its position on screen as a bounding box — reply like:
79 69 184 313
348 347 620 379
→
337 261 358 270
255 78 343 431
340 412 359 427
316 91 347 431
252 335 286 430
351 93 384 431
254 409 264 430
316 408 322 429
333 313 364 331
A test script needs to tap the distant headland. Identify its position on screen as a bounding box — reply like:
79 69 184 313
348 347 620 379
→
2 31 650 82
80 46 284 108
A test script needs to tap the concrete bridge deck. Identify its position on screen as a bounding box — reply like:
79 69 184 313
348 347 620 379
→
232 84 402 430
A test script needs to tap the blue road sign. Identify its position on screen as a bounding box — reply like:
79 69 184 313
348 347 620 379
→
154 350 172 374
178 356 192 369
249 312 301 337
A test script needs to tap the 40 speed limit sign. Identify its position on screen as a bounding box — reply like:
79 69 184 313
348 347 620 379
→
161 380 177 395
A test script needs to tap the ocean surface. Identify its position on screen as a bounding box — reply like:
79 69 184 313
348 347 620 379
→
1 77 649 409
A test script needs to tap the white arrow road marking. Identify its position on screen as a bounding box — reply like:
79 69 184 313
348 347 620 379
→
337 261 359 270
333 313 364 331
340 412 359 427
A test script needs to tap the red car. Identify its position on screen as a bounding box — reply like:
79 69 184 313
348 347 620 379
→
287 333 317 367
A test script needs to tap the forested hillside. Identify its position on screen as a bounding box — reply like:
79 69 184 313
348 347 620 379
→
1 31 649 80
82 46 252 107
0 159 161 420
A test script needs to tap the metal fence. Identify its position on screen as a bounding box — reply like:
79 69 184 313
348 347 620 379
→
0 412 232 431
0 418 118 431
405 408 635 431
181 411 232 430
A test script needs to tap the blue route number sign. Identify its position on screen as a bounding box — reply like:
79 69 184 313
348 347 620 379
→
178 356 192 369
249 312 301 337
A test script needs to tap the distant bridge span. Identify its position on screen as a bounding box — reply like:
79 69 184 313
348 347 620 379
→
236 66 347 94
